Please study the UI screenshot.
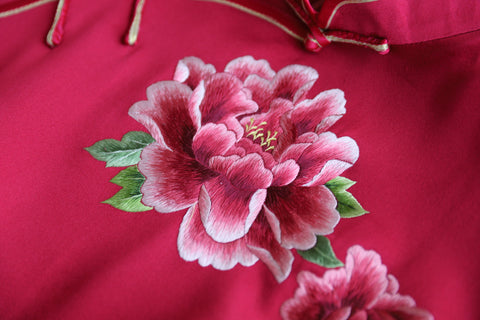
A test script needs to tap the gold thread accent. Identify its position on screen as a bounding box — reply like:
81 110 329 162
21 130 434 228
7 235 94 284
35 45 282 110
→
307 34 324 48
46 0 65 47
246 128 264 140
325 0 377 29
260 130 277 148
245 118 278 151
285 0 308 25
197 0 304 41
127 0 146 45
0 0 56 19
325 34 388 52
245 118 256 132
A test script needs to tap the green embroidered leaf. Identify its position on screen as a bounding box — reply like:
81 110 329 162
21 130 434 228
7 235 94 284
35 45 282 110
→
103 166 152 212
325 176 368 218
297 236 344 268
85 131 155 167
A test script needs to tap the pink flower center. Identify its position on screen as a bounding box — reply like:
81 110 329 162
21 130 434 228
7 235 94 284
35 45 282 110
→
244 118 278 152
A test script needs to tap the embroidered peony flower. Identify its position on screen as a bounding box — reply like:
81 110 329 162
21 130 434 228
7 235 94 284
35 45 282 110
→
281 246 434 319
128 56 359 282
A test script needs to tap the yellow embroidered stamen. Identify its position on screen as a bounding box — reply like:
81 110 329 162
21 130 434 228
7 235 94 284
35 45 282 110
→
259 131 278 148
247 128 264 140
245 118 252 131
244 119 278 152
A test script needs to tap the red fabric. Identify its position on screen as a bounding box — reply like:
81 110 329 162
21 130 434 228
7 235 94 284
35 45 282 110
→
332 0 480 44
199 0 480 44
0 0 479 319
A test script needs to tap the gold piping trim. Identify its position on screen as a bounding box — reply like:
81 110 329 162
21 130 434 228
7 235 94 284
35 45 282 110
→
127 0 146 45
285 0 308 25
46 0 64 47
198 0 304 41
325 0 377 29
0 0 56 18
325 34 388 52
307 34 323 48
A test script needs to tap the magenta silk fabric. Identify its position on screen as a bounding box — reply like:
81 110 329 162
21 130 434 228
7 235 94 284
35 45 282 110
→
311 0 480 44
0 0 479 319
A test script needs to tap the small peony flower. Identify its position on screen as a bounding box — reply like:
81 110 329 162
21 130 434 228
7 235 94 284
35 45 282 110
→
281 246 434 319
128 56 359 282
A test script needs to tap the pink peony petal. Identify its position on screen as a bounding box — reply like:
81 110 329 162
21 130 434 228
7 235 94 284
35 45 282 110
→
246 212 294 282
265 185 340 250
208 154 240 175
281 271 348 319
271 160 300 186
393 308 434 320
283 246 433 320
222 116 245 140
304 159 356 187
385 274 400 294
173 56 216 88
275 120 324 161
226 153 273 190
233 138 277 169
291 89 346 136
262 205 282 243
199 73 258 125
297 270 345 300
199 177 267 243
244 74 274 113
278 142 312 163
325 307 353 320
225 56 276 81
240 98 294 148
273 115 298 157
367 307 434 320
321 267 349 297
187 80 205 129
374 293 416 310
138 143 216 213
192 123 237 166
344 246 389 309
129 81 196 154
273 64 318 103
244 64 318 114
348 310 368 320
373 293 433 319
265 98 295 122
296 132 320 144
189 84 251 137
177 203 258 270
281 297 327 320
294 132 359 187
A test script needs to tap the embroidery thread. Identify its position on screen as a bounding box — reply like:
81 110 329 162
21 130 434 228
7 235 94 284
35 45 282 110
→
282 246 434 319
86 56 368 282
